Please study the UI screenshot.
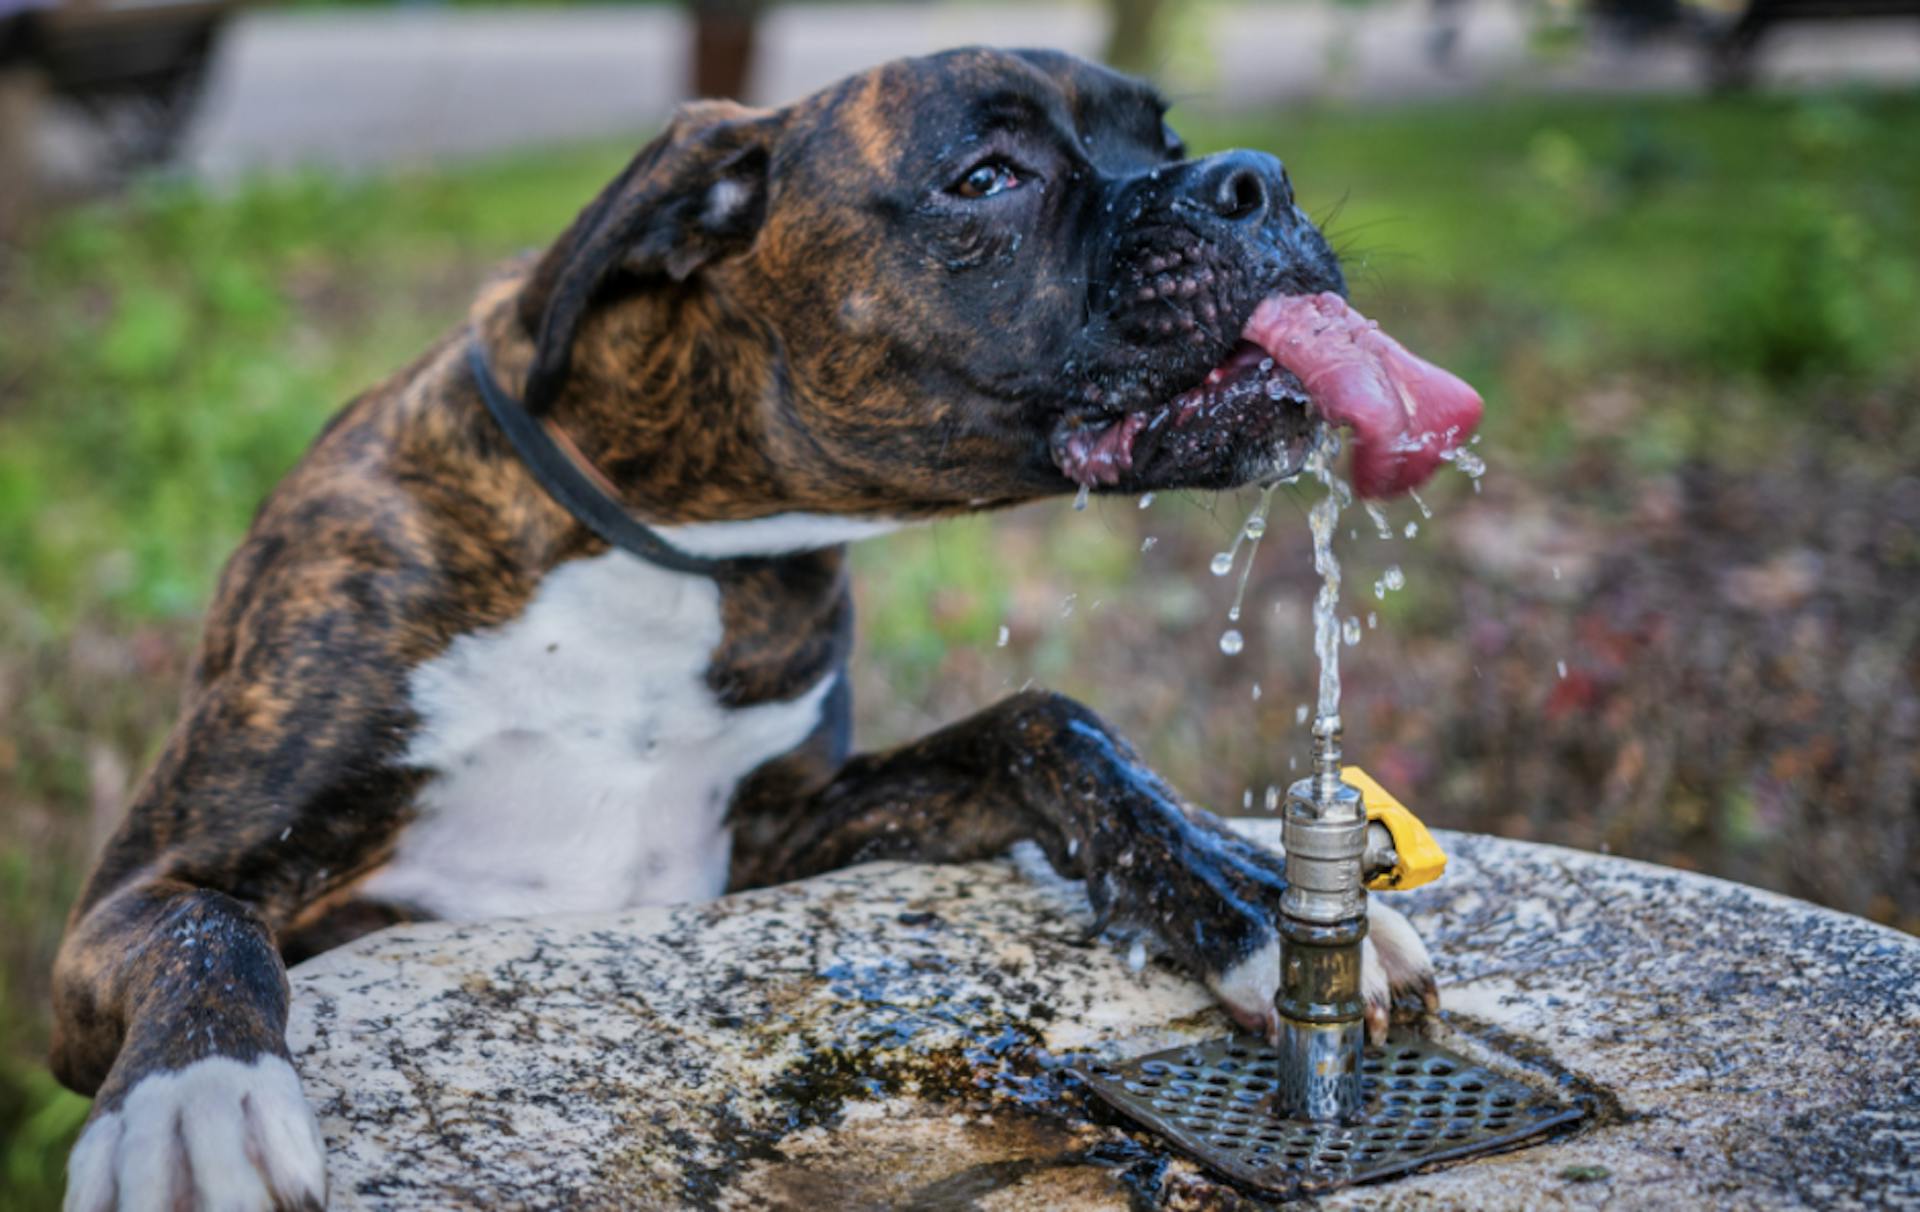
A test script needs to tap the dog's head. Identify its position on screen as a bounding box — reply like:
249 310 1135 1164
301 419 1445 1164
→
518 47 1337 518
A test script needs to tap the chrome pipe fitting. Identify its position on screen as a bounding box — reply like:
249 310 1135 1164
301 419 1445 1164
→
1276 714 1369 1122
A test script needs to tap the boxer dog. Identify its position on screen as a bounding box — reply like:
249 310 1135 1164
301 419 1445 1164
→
53 47 1479 1210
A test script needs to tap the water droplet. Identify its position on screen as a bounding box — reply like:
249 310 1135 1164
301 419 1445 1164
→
1382 565 1405 592
1210 551 1234 577
1295 705 1309 725
996 625 1010 648
1367 611 1378 629
1410 489 1433 519
1251 682 1262 700
1363 502 1394 540
1404 521 1419 538
1140 536 1157 552
1244 516 1267 541
1227 605 1241 622
1557 660 1569 679
1138 492 1155 509
1264 785 1280 811
1218 629 1244 655
1343 617 1361 646
1127 938 1147 973
1072 483 1090 511
1552 564 1563 581
1060 593 1078 617
1242 789 1253 809
1441 447 1487 480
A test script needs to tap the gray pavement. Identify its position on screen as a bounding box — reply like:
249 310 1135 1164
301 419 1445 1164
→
74 2 1920 179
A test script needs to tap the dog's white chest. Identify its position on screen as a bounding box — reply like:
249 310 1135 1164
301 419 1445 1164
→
364 549 830 920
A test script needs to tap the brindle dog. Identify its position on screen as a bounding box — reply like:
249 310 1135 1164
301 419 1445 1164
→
53 47 1438 1211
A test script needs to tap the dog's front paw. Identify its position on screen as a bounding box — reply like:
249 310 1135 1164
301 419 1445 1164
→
1198 881 1439 1044
1361 899 1440 1040
66 1054 327 1212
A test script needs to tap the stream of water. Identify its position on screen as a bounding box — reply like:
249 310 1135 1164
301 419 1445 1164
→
1304 430 1352 721
1200 427 1487 776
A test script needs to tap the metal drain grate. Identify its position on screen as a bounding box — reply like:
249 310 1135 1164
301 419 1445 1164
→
1077 1029 1583 1198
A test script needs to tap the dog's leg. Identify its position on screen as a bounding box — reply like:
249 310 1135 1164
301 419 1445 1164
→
53 879 326 1212
734 689 1436 1040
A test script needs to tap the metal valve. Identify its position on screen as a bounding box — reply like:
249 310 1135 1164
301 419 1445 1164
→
1275 715 1447 1123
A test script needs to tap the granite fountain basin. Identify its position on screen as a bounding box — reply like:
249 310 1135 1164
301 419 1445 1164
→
287 822 1920 1209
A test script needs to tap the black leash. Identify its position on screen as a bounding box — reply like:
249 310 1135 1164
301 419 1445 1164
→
465 337 730 578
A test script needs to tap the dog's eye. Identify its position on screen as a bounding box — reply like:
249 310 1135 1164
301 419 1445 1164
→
951 160 1021 199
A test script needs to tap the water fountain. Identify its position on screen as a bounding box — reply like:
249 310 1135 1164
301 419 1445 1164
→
1079 712 1585 1199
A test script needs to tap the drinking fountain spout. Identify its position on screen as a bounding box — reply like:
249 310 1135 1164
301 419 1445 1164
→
1079 721 1579 1199
1276 713 1370 1121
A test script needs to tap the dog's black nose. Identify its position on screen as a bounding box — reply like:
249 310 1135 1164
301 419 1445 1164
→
1195 151 1292 224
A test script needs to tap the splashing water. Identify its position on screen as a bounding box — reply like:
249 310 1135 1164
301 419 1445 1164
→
1439 446 1486 493
1373 564 1406 600
1210 484 1277 580
1363 501 1395 541
1226 485 1279 625
1305 430 1353 720
1073 483 1091 511
1342 617 1361 647
1138 493 1155 510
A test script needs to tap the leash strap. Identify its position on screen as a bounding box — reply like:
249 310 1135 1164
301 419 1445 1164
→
465 337 729 577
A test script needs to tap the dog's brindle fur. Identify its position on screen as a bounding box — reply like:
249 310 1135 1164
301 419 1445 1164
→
53 48 1435 1210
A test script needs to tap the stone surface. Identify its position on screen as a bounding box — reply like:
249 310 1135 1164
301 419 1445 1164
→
288 825 1920 1210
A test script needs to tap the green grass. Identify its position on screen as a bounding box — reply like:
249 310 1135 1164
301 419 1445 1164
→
3 88 1918 1210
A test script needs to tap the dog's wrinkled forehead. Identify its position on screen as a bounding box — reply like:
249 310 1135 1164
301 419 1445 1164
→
786 47 1174 182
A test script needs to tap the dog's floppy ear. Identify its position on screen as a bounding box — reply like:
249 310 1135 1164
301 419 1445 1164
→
517 100 778 411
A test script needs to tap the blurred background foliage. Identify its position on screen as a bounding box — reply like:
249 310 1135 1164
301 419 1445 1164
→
3 30 1919 1210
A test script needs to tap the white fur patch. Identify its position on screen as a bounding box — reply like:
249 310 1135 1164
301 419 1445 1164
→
65 1054 325 1212
1208 936 1282 1039
1204 901 1435 1043
364 548 831 920
1364 899 1436 1009
655 513 909 558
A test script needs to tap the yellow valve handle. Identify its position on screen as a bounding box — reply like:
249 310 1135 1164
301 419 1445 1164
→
1342 766 1448 891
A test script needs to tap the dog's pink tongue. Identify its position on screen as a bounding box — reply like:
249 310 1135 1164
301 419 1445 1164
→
1243 292 1483 499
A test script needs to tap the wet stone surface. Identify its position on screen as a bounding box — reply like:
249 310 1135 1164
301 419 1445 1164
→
288 825 1920 1209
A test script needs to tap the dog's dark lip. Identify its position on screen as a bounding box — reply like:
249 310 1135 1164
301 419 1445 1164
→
1048 340 1312 489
